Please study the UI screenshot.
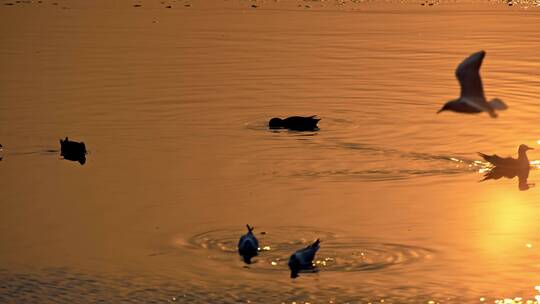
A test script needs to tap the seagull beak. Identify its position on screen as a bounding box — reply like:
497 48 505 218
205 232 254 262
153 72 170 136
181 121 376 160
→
527 146 534 150
437 108 444 114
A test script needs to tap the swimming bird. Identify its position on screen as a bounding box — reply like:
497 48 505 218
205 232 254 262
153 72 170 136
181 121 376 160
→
288 239 320 278
478 144 533 169
238 224 259 264
268 116 320 131
438 50 507 118
60 137 87 165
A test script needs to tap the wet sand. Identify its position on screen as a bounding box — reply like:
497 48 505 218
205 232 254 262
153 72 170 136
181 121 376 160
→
1 0 540 303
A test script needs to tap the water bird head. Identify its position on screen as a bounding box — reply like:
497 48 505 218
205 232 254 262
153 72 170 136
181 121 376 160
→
268 118 284 129
519 144 534 153
437 100 457 114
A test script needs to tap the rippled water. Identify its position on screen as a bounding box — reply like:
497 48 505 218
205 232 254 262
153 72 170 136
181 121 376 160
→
1 0 540 303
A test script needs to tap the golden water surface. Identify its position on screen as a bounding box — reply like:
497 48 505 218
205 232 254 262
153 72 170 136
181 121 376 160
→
1 0 540 303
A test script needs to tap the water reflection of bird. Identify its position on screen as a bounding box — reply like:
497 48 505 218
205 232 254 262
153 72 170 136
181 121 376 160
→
438 50 507 118
60 137 87 165
481 166 533 191
288 239 320 278
478 144 533 169
268 116 320 131
238 224 259 264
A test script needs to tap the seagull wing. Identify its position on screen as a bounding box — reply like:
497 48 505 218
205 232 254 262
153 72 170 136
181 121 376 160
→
455 51 486 101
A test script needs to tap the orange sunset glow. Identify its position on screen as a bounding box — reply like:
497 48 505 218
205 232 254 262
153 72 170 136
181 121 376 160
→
1 0 540 303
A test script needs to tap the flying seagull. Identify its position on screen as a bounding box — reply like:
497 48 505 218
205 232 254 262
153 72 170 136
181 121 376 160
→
438 50 507 118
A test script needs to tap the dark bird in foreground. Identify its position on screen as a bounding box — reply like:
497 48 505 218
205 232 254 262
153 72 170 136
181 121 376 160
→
478 144 533 169
288 239 320 278
268 116 320 131
238 224 259 264
60 137 87 165
438 50 507 118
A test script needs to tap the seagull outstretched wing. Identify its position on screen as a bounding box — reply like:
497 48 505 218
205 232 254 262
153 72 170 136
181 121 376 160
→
455 50 486 101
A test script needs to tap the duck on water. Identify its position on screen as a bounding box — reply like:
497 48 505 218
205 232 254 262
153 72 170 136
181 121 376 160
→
479 144 533 169
288 239 320 278
60 137 87 165
479 145 535 191
238 224 259 264
268 116 320 131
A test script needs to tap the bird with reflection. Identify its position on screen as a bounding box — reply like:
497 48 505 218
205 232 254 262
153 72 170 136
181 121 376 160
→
288 239 320 278
479 144 534 191
268 116 320 131
238 224 259 264
438 50 507 118
478 144 533 169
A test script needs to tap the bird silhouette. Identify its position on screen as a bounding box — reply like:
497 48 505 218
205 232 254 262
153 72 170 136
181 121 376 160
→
268 116 320 131
60 137 87 165
288 239 320 278
237 224 259 264
479 144 533 169
438 51 507 118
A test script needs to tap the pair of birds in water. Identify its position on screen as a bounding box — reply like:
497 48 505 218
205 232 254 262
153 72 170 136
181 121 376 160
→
238 225 320 278
270 50 533 183
268 51 508 131
269 50 506 132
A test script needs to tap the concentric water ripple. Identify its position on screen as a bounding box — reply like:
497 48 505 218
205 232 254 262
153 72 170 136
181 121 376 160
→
188 227 435 273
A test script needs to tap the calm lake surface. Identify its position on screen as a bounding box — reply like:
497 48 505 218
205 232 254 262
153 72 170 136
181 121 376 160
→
1 0 540 303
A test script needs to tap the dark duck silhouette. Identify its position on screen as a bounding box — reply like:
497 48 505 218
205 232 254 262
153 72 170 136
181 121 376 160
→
288 239 320 278
438 50 507 118
479 144 534 191
60 137 87 165
268 116 320 131
479 144 533 169
237 224 259 264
